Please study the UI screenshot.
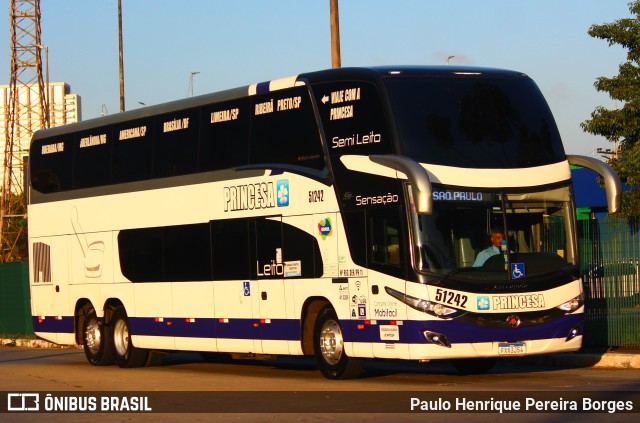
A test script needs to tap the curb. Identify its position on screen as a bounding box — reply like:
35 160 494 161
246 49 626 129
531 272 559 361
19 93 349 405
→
517 351 640 369
0 338 80 349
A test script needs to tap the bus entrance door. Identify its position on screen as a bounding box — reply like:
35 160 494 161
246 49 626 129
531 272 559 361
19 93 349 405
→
255 216 290 355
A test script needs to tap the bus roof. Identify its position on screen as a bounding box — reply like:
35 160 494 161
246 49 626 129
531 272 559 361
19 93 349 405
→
31 65 528 142
299 65 528 83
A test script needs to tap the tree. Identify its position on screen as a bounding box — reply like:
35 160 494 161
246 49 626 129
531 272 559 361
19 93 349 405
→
581 1 640 216
0 192 28 262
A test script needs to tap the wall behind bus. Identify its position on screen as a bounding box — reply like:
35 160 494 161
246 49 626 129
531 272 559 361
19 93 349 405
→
0 262 33 335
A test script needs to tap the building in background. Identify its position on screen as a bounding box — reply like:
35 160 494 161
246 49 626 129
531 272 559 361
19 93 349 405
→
1 82 81 187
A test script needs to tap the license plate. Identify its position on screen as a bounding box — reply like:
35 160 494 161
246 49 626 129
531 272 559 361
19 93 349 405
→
498 342 526 355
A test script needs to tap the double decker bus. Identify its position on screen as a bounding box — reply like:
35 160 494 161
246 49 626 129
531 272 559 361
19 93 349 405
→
28 66 621 379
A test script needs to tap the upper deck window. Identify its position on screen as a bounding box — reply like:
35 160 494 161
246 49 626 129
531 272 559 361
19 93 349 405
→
249 86 325 170
311 81 394 156
384 75 565 168
30 86 325 196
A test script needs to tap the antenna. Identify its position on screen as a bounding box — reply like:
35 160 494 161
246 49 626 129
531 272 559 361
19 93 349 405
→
1 0 47 262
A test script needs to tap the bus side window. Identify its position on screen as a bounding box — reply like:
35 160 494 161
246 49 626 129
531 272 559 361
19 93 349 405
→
200 98 250 171
314 81 393 158
211 219 252 281
342 211 367 268
112 118 153 184
31 138 73 193
164 224 212 282
254 218 283 280
118 227 164 282
282 217 323 278
154 108 200 177
366 208 405 277
73 128 112 189
249 87 325 170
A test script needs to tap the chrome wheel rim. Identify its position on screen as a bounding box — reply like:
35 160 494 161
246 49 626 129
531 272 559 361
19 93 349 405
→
85 317 101 355
319 319 343 365
113 318 129 357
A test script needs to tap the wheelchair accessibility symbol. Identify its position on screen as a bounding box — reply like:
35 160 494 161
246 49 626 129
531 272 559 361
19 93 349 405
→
511 263 525 279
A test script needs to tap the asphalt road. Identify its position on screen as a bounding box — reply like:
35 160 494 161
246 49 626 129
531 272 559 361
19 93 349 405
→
1 347 640 422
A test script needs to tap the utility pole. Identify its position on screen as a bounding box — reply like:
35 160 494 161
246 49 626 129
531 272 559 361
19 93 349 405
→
330 0 341 68
1 0 47 262
118 0 125 112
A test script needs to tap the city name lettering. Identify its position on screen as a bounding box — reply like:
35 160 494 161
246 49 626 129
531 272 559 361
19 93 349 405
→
277 96 301 111
41 142 64 154
433 191 484 201
119 125 147 140
211 108 239 123
254 99 274 115
80 134 107 148
163 117 190 133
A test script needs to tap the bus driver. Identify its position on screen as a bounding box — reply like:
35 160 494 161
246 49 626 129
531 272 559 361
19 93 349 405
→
473 228 506 267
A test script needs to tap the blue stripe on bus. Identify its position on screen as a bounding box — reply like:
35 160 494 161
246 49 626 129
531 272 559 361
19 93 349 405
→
255 81 271 95
342 314 583 344
31 313 582 345
32 316 74 334
128 317 300 341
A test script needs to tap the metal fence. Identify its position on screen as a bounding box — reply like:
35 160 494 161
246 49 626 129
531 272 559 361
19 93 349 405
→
580 217 640 349
0 262 32 335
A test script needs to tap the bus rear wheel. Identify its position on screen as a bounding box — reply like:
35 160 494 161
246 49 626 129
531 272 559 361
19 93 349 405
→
112 306 149 368
82 308 114 366
313 306 364 379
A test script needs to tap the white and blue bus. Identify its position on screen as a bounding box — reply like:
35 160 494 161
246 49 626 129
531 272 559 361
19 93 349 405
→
28 66 621 378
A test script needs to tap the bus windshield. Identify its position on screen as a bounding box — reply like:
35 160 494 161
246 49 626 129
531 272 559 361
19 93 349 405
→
409 185 577 280
384 74 566 168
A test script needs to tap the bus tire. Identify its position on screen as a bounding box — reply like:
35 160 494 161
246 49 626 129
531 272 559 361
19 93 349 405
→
313 306 364 379
450 358 496 375
82 308 115 366
112 305 148 368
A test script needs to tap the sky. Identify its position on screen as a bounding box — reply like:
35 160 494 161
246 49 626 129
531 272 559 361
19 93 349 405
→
0 0 632 155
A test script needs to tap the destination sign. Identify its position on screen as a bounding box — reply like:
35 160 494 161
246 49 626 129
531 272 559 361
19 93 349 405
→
432 190 496 202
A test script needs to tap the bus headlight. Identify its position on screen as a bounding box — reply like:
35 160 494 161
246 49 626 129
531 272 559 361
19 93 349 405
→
556 293 584 313
385 287 463 318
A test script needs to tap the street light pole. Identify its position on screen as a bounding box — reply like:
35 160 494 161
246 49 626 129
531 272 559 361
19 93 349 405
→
118 0 125 112
189 71 200 97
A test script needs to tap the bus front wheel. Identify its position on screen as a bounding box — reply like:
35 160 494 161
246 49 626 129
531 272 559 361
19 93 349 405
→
112 306 149 368
82 308 114 366
313 306 364 379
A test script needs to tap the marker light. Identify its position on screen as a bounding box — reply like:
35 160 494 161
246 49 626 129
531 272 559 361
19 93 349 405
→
423 330 451 348
566 323 583 341
385 287 463 318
